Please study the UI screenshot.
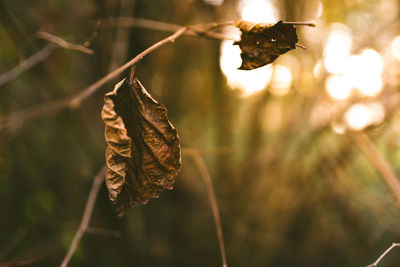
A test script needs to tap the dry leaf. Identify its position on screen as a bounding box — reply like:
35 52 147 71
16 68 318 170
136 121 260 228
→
101 78 181 216
234 20 298 70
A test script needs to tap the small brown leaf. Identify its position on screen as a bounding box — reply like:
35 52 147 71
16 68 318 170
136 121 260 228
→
101 78 181 216
234 20 299 70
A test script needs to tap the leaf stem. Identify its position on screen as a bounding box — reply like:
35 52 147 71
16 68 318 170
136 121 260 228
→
282 21 316 27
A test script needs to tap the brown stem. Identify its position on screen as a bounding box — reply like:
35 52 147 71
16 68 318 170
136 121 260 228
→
60 165 106 267
36 31 94 55
103 17 236 41
188 150 228 267
281 21 316 27
69 26 187 106
349 131 400 207
0 27 189 132
366 243 400 267
0 44 57 88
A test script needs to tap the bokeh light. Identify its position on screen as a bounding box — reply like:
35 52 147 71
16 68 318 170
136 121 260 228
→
345 102 385 130
392 36 400 61
325 75 352 100
324 23 352 75
270 65 292 96
238 0 278 23
220 0 279 96
343 49 383 97
220 40 273 96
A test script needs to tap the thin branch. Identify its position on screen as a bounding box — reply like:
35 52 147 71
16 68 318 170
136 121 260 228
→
60 165 106 267
0 26 189 132
37 31 94 55
0 44 57 88
367 243 400 267
187 150 227 267
103 17 236 41
349 131 400 207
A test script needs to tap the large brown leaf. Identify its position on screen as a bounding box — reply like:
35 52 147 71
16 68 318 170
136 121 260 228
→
101 78 181 216
234 20 298 70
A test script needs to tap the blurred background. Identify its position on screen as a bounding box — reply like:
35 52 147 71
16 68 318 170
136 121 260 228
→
1 0 400 266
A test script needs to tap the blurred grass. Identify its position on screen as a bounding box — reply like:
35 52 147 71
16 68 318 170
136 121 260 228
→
1 0 400 266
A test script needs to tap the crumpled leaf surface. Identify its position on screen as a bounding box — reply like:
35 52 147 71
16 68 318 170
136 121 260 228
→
101 78 181 216
234 20 298 70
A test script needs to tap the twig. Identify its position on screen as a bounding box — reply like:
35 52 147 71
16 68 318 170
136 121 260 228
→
60 165 106 267
366 243 400 267
0 44 57 88
349 131 400 207
0 255 46 267
0 26 189 132
37 31 94 55
187 150 228 267
103 17 236 41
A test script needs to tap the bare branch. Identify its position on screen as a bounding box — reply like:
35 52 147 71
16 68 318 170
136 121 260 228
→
60 165 106 267
366 243 400 267
103 17 236 41
187 150 228 267
349 131 400 207
0 26 189 132
0 44 57 88
37 32 94 55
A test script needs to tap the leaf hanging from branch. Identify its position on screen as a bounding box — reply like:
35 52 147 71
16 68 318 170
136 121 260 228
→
101 78 181 216
234 20 302 70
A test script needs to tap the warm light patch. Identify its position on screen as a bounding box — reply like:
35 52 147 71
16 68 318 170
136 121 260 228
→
344 102 385 130
203 0 224 5
332 122 346 135
325 75 352 100
238 0 278 23
219 0 280 96
392 36 400 61
324 23 352 75
343 49 383 97
316 1 323 18
270 65 292 96
220 40 273 96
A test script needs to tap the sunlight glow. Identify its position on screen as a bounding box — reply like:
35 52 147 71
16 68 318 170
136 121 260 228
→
270 65 292 96
220 40 273 96
316 1 323 18
203 0 224 5
343 49 383 97
325 75 352 100
344 102 385 130
392 36 400 60
324 23 352 75
331 122 346 135
219 0 279 96
238 0 278 23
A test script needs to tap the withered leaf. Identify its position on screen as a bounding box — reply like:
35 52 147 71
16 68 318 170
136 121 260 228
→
234 20 298 70
101 78 181 216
